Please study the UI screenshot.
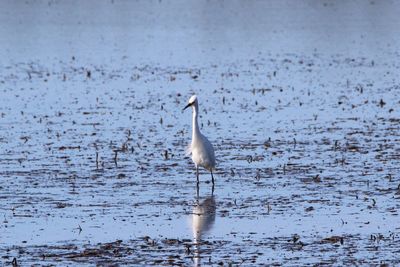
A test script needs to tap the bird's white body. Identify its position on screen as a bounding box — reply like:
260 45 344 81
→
184 95 216 183
191 134 215 171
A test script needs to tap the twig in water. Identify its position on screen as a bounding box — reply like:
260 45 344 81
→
114 150 118 167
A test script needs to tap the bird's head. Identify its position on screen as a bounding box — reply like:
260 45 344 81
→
183 95 198 111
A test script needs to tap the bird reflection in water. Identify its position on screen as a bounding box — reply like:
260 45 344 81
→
191 185 216 266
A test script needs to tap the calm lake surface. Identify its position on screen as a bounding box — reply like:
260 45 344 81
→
1 0 400 265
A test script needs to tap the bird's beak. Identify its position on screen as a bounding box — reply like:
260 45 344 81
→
183 103 191 111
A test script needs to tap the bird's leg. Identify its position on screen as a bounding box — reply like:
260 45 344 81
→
211 170 214 185
211 182 214 196
196 166 199 185
196 182 200 200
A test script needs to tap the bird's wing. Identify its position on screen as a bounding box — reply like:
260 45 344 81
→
202 135 216 167
185 143 192 156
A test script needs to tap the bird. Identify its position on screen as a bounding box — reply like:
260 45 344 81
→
183 95 216 185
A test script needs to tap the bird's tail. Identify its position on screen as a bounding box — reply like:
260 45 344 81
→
185 143 192 156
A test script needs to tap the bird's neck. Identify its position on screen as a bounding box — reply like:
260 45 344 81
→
192 106 201 141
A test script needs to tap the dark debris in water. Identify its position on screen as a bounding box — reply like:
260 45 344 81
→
1 51 400 265
4 234 400 266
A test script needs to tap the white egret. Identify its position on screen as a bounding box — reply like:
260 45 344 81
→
183 95 216 185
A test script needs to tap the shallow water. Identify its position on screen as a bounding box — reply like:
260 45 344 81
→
1 0 400 266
